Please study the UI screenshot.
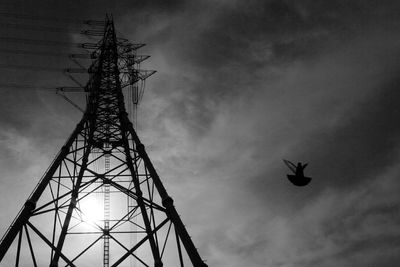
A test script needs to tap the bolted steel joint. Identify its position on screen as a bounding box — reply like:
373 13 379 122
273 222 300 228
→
136 190 143 197
61 145 70 154
70 198 77 208
85 112 95 120
118 111 128 117
162 196 174 207
154 259 163 267
24 199 36 211
136 143 145 154
77 121 85 129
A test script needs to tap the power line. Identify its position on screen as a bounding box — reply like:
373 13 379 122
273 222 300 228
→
0 48 71 57
0 64 67 72
0 83 57 90
0 22 81 33
0 48 92 58
0 37 102 50
0 11 104 26
0 36 78 47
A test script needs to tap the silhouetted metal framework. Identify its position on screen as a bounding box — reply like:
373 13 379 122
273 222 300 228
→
0 16 207 267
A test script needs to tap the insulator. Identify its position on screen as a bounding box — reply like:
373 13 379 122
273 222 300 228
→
84 20 106 26
81 30 104 36
80 43 101 49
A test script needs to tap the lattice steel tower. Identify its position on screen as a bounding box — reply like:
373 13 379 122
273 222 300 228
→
0 16 207 267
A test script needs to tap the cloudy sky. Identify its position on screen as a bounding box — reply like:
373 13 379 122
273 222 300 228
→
0 0 400 266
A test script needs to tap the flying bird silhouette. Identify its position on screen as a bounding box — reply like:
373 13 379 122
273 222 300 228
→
283 159 312 186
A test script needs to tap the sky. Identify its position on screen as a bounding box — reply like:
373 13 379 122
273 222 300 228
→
0 0 400 266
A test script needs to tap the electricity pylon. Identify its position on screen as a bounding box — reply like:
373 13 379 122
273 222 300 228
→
0 16 207 267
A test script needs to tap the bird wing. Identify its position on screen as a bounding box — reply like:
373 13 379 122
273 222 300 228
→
283 159 296 173
302 163 308 170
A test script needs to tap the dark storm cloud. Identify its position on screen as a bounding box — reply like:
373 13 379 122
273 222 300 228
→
174 0 400 76
298 78 400 189
123 0 185 13
165 0 376 69
122 0 400 144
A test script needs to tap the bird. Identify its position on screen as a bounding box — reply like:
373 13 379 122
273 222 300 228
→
283 159 312 186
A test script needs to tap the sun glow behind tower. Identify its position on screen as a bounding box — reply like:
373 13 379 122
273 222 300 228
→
79 196 104 224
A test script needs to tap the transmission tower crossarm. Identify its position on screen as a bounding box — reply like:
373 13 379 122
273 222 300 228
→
129 55 150 64
56 87 86 92
56 89 85 113
80 42 101 49
81 29 104 36
70 53 96 59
